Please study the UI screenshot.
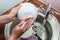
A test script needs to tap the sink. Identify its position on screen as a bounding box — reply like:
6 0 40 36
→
4 13 60 40
32 14 52 40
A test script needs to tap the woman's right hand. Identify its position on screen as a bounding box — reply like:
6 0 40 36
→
8 19 32 40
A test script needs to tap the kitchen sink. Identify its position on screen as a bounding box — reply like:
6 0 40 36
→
4 13 60 40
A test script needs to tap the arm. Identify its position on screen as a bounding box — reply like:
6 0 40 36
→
0 14 14 24
8 35 17 40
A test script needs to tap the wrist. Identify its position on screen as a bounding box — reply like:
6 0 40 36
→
8 34 17 40
8 14 13 18
7 14 15 21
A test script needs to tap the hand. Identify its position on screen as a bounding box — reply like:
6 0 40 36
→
8 3 22 21
9 19 31 40
23 0 29 3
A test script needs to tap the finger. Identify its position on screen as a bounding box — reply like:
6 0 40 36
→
22 0 29 3
21 19 30 28
23 18 33 30
24 19 30 27
15 3 22 11
12 17 16 21
16 21 25 27
17 18 33 28
23 21 30 31
21 17 33 22
24 0 29 2
32 22 34 25
16 18 30 28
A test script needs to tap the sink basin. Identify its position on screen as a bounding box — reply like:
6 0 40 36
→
32 14 52 40
4 13 60 40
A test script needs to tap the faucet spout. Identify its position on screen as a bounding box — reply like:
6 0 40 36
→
42 4 51 25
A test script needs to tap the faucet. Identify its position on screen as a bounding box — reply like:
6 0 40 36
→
41 4 52 25
45 4 51 19
40 4 52 25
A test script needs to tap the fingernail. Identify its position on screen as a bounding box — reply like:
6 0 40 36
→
25 18 30 22
20 17 33 22
25 17 33 22
32 22 34 25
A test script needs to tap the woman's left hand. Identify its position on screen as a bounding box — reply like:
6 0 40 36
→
8 3 22 20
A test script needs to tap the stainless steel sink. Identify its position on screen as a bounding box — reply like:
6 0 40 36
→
32 14 52 40
4 13 60 40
